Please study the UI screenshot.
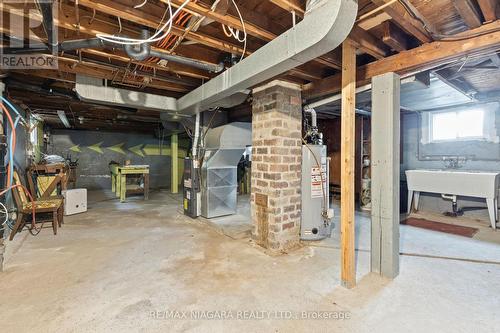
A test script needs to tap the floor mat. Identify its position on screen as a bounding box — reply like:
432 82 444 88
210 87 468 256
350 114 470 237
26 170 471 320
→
401 217 479 238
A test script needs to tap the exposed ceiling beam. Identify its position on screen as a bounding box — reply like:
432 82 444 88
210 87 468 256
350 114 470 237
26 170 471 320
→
169 0 341 70
433 68 477 97
55 56 190 93
267 0 385 59
75 0 249 55
370 0 433 43
80 49 205 85
382 21 410 52
453 0 483 28
166 0 276 41
73 0 332 79
2 3 214 81
349 26 390 59
304 20 500 99
477 0 499 23
268 0 305 16
489 53 500 67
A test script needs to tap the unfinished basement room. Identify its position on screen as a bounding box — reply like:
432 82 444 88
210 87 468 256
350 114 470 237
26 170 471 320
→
1 0 500 332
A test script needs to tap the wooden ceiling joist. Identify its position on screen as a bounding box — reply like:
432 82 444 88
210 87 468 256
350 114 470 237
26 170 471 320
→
2 3 213 81
453 0 483 29
166 0 276 41
349 26 390 59
371 0 433 43
75 0 249 55
268 0 306 17
169 0 342 70
489 53 500 67
382 21 410 52
72 0 339 79
304 20 500 99
476 0 499 23
55 56 190 93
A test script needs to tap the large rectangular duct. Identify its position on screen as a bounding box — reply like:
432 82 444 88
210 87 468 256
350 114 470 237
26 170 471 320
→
75 76 177 112
201 122 251 218
177 0 358 114
74 0 357 116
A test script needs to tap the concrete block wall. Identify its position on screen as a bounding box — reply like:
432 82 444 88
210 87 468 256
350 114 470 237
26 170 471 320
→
251 81 302 252
48 129 181 190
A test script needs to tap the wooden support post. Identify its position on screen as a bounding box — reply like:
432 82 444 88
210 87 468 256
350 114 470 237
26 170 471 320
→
171 133 179 194
341 39 356 289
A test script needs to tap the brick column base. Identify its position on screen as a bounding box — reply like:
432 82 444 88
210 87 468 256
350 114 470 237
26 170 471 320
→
251 81 302 253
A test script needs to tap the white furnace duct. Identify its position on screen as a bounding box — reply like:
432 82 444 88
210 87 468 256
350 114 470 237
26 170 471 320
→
201 122 252 218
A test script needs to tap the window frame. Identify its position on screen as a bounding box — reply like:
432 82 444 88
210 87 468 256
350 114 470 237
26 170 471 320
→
428 109 486 143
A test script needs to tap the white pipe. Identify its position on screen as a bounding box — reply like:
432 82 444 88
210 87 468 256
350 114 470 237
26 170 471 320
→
192 113 200 159
304 107 317 127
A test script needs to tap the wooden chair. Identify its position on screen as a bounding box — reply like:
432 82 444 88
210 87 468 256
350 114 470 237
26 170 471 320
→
9 170 64 240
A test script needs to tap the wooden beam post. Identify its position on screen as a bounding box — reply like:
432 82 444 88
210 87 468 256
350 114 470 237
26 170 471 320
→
171 134 179 194
341 39 356 289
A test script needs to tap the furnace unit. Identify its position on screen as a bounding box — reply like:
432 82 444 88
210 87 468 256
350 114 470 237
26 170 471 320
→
201 122 252 218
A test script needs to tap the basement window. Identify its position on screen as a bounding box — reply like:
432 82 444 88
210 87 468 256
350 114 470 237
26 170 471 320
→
430 109 485 142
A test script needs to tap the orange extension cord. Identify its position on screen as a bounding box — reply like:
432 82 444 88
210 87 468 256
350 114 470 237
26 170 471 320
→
0 102 37 230
140 0 198 70
1 102 15 188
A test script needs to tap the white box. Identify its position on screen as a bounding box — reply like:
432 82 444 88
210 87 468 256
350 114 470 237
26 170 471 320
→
62 189 87 216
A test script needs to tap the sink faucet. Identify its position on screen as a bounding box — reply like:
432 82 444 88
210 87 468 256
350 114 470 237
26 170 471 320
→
442 156 467 169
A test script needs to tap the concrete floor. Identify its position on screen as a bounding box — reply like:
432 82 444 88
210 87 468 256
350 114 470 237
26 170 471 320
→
1 191 500 333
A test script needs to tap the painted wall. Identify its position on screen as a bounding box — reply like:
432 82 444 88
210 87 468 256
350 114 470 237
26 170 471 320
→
401 102 500 220
47 129 185 190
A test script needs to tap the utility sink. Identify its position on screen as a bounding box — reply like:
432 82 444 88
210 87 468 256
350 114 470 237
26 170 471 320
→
406 169 500 229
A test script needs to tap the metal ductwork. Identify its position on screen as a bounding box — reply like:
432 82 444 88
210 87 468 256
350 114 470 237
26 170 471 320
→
176 0 358 114
75 75 177 112
38 0 55 51
201 122 251 218
124 30 151 62
75 0 356 115
123 29 223 72
149 48 224 73
59 38 109 52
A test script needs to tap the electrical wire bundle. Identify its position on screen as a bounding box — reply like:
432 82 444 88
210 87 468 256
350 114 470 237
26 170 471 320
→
0 98 38 234
145 0 199 67
220 0 247 62
96 0 192 45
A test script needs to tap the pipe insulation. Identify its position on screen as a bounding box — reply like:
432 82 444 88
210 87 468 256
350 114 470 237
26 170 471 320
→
176 0 358 114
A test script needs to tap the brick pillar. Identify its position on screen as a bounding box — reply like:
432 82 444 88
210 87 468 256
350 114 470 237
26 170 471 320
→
251 80 302 252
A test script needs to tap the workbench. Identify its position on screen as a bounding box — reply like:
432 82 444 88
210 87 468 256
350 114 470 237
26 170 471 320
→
111 165 150 202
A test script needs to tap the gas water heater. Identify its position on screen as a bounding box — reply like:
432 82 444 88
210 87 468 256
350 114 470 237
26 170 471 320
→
300 108 334 240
